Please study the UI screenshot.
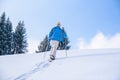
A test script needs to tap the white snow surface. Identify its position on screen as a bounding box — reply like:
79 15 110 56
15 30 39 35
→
0 49 120 80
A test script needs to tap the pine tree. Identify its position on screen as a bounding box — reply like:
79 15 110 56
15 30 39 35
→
36 35 50 53
63 38 71 50
13 21 27 54
0 12 6 55
4 18 13 54
58 38 71 50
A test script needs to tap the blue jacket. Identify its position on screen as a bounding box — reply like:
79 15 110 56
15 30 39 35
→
49 26 67 42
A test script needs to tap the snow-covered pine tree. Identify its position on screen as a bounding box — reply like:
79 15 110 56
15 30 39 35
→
0 12 6 55
4 18 13 55
58 38 71 50
13 21 27 54
63 38 71 50
36 35 50 53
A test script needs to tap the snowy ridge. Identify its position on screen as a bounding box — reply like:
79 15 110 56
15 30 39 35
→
0 49 120 80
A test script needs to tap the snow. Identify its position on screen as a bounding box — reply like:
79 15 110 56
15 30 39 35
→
0 49 120 80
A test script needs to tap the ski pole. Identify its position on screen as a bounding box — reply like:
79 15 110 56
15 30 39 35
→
43 41 50 60
43 51 46 60
65 40 67 57
65 45 67 57
65 49 67 57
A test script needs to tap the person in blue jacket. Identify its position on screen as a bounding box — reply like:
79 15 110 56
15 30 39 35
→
49 22 67 60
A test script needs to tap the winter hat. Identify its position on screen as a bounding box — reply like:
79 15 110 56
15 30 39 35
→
57 21 61 26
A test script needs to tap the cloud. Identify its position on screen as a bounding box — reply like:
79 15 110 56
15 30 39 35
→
79 32 120 49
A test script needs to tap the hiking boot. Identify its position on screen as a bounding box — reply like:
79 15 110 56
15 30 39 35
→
50 55 55 60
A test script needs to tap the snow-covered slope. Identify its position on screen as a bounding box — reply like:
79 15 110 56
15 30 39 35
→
0 49 120 80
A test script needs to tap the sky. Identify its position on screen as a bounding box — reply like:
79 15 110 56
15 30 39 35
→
0 0 120 53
